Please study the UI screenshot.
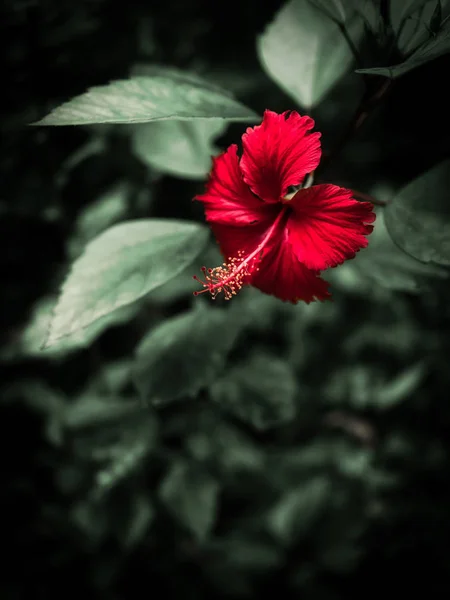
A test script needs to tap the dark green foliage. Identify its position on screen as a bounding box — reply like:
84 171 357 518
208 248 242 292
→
384 160 450 266
2 0 450 599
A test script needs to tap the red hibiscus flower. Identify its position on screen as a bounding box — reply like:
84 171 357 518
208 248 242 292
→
193 110 375 303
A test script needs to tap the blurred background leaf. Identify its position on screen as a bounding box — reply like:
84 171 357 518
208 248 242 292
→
133 304 243 405
384 159 450 266
159 458 219 541
210 351 297 431
132 119 227 179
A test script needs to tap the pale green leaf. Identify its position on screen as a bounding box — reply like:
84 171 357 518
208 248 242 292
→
378 362 428 409
63 395 141 429
258 0 363 108
94 430 153 496
266 476 330 544
132 119 227 179
147 242 223 304
44 219 208 348
68 181 131 259
33 72 260 125
159 459 219 541
1 295 140 360
123 495 155 548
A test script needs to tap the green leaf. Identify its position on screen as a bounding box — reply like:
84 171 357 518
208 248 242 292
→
94 427 153 497
123 494 155 549
309 0 347 22
84 359 132 396
389 0 430 33
377 362 428 409
324 362 427 410
1 295 140 360
266 476 330 544
147 242 224 305
186 411 265 474
132 305 242 405
326 206 448 294
44 219 208 348
358 4 450 77
384 160 450 266
68 182 130 259
388 0 450 54
210 534 282 571
63 395 141 429
159 459 219 541
210 352 297 431
132 119 227 179
351 0 383 33
33 71 260 126
257 0 363 109
66 397 158 497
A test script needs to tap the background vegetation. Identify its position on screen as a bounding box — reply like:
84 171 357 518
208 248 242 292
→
2 0 450 598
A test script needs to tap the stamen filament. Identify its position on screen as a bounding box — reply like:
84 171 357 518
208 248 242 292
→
193 206 288 300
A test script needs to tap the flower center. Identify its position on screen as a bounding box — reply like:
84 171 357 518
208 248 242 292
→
193 206 289 300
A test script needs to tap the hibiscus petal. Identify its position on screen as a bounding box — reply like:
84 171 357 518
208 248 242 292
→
212 218 269 260
251 226 331 303
195 144 277 227
287 184 376 271
240 110 322 203
200 205 329 303
203 220 272 290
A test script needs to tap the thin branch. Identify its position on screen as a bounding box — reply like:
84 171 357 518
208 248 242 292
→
338 20 363 69
317 76 394 177
351 189 387 207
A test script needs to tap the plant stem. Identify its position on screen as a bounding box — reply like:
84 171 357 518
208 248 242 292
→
351 189 386 207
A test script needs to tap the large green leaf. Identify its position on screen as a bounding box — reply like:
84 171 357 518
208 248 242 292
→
257 0 363 109
210 352 297 431
44 219 208 348
159 459 219 541
132 305 242 405
384 160 450 266
33 70 260 126
1 295 140 360
132 119 227 179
